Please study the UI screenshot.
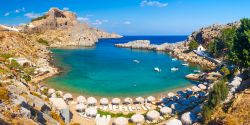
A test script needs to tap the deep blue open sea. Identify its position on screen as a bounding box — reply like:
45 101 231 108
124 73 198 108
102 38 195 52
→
45 36 200 97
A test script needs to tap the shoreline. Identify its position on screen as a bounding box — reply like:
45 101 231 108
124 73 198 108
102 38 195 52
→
35 44 203 101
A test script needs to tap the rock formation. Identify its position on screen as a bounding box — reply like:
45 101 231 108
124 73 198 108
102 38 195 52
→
187 22 240 46
18 8 122 47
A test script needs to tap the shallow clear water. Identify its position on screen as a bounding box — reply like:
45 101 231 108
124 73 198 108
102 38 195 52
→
46 36 200 97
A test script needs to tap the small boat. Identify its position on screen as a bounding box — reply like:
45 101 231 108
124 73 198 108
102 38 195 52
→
193 70 201 73
154 67 161 72
171 67 179 71
172 58 177 61
182 63 189 66
133 60 140 63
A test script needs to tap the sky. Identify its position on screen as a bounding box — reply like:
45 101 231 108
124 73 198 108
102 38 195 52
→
0 0 250 35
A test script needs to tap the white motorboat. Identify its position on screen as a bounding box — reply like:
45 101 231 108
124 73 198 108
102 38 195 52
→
171 67 179 71
182 63 189 66
193 70 201 73
133 60 140 63
154 67 161 72
172 58 177 61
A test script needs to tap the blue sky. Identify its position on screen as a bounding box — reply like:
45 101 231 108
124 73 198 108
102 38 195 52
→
1 0 250 35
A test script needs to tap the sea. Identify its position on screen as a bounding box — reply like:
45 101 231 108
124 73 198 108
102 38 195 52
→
45 36 200 97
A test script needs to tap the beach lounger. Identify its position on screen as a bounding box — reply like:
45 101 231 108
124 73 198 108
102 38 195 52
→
124 106 128 112
128 106 133 112
96 114 100 119
107 115 111 121
113 105 117 112
142 105 148 111
119 105 123 112
160 116 164 120
146 105 151 110
108 104 112 111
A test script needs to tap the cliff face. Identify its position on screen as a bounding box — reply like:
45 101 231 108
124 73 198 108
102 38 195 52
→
18 8 121 47
187 22 240 46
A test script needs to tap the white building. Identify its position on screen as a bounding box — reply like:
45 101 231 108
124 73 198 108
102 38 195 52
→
196 44 206 52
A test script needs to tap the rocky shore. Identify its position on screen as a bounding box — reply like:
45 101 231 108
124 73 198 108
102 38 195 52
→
115 40 217 69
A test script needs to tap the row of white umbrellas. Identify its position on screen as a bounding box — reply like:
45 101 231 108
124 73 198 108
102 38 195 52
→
75 96 157 105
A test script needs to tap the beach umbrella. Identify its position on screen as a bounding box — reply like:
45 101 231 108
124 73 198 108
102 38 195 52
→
160 107 172 115
55 91 63 97
165 118 182 125
147 96 156 102
76 96 86 104
191 86 201 92
181 112 197 125
87 97 97 105
112 98 121 105
131 114 145 124
75 103 86 112
198 84 206 90
167 92 175 98
124 97 133 104
113 117 128 125
48 88 55 95
146 110 160 121
85 107 97 117
135 97 144 104
96 117 109 125
63 93 73 100
100 98 109 105
51 93 57 98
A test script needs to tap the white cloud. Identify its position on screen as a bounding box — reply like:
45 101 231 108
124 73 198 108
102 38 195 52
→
15 10 20 13
4 12 10 16
124 21 131 25
92 19 109 25
24 13 41 18
140 0 168 7
77 17 89 22
63 7 69 11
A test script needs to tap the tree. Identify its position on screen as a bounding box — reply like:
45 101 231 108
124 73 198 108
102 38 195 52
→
229 18 250 69
188 40 199 50
201 105 213 124
208 80 229 108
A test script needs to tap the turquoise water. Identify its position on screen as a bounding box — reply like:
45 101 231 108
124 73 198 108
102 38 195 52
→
46 36 200 97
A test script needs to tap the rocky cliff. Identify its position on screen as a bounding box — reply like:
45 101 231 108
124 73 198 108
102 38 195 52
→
187 22 240 46
19 8 121 47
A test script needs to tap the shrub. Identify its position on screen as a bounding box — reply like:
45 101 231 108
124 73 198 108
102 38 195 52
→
23 75 31 82
208 80 229 107
37 38 49 46
0 53 12 60
7 60 22 70
31 15 48 22
201 105 213 124
24 67 36 76
50 111 66 125
0 87 9 101
220 66 230 77
188 40 199 50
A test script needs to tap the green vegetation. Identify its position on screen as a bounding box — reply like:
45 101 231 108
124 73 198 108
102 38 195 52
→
0 87 9 102
23 75 31 82
24 67 36 76
202 80 229 123
229 18 250 69
7 60 22 70
220 66 231 78
37 38 49 46
50 111 66 125
208 27 236 58
97 109 135 118
188 40 199 50
0 53 12 60
31 15 48 22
